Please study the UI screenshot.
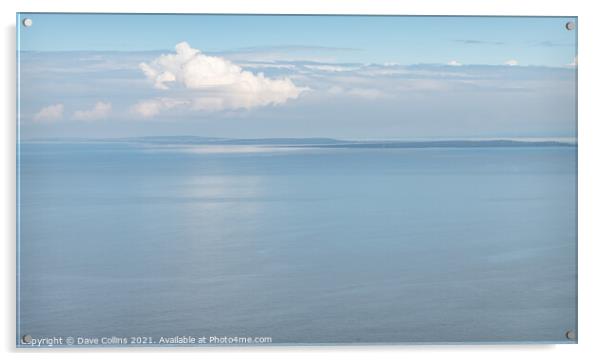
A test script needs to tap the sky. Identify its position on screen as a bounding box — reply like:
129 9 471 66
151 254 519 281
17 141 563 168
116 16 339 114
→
17 13 577 139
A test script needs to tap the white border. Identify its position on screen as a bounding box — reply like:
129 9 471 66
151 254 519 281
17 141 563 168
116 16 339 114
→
2 1 601 360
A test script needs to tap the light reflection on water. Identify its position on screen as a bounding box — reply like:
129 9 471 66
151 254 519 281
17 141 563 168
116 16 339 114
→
142 144 307 154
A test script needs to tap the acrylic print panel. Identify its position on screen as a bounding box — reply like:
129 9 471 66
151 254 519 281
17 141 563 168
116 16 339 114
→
16 13 577 347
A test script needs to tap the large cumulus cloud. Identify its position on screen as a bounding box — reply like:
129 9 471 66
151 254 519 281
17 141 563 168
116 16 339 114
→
133 42 304 117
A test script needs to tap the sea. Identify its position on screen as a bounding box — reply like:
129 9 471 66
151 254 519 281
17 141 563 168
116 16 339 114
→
17 140 577 345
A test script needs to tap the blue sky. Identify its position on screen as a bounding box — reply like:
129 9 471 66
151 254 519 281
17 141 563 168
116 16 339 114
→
17 14 577 139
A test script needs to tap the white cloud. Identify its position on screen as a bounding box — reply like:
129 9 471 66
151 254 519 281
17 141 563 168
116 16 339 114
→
72 101 112 121
33 104 64 122
135 42 304 117
447 60 462 66
504 59 519 66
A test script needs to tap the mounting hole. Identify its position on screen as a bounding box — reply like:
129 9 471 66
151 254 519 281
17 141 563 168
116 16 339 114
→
22 18 33 28
565 21 575 31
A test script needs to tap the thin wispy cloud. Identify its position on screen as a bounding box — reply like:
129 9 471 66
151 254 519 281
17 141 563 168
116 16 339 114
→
454 39 505 46
327 86 389 99
532 41 573 47
222 45 360 53
72 101 112 121
216 45 361 62
303 64 359 72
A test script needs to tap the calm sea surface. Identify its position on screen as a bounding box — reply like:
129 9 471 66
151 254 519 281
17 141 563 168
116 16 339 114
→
18 142 577 344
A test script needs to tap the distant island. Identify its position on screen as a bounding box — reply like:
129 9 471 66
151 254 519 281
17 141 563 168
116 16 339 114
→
24 136 577 148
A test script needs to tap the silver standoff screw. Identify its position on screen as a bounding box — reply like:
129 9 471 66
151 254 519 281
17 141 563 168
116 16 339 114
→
22 334 32 344
565 21 575 31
